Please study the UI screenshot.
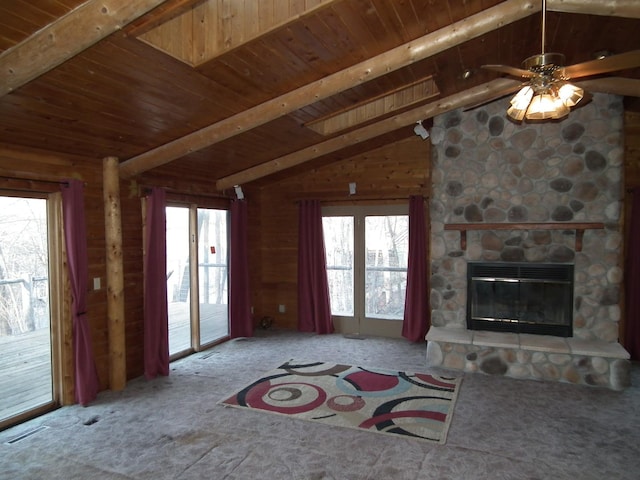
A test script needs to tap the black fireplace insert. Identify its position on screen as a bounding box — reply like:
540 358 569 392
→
466 262 574 337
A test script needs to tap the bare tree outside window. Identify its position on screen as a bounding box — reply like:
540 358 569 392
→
365 215 408 319
0 197 49 337
323 216 354 316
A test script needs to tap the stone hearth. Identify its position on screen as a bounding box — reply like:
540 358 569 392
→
426 327 630 390
425 93 631 389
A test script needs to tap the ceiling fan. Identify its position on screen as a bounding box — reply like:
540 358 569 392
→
481 0 640 121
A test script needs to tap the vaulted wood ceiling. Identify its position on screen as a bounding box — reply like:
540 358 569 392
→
1 0 639 195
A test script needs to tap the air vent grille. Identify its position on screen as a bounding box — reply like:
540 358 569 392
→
469 262 573 281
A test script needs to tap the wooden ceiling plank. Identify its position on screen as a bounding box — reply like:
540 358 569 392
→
139 0 342 66
119 0 542 177
124 0 204 37
0 0 171 97
307 77 439 135
215 78 521 189
0 144 76 166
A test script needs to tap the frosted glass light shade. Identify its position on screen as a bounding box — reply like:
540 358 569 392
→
558 83 584 107
507 81 582 121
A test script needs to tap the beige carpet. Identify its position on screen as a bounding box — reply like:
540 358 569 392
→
1 328 640 479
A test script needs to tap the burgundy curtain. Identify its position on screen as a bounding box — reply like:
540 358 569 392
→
402 195 429 342
143 188 169 379
625 187 640 360
61 179 99 406
229 199 253 338
297 200 333 334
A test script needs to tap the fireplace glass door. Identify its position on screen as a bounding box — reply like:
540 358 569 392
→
467 262 573 337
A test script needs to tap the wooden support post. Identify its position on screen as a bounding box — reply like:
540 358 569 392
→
103 156 127 391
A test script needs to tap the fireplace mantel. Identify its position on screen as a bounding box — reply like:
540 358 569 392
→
444 222 605 252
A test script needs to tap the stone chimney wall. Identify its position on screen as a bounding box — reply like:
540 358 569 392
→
429 94 624 342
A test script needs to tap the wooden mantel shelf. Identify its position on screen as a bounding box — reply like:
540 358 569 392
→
443 222 605 252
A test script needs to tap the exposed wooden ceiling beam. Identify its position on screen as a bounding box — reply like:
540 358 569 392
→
0 0 170 97
118 0 540 177
217 74 640 188
119 0 639 178
216 79 521 190
547 0 640 18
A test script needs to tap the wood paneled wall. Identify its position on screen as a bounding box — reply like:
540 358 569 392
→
625 111 640 189
249 136 430 330
621 111 640 345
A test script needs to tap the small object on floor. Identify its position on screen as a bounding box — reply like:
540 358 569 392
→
83 416 99 426
343 333 366 340
259 316 274 329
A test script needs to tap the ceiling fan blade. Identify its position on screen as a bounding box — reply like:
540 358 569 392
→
463 84 523 111
576 77 640 98
482 64 534 78
564 50 640 79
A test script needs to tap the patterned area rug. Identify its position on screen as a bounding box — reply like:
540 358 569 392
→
220 360 462 444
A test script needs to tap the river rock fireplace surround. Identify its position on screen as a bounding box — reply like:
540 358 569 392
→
425 94 630 390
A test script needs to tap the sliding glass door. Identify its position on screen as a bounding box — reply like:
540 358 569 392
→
0 195 54 426
166 206 192 355
197 208 229 345
166 205 229 357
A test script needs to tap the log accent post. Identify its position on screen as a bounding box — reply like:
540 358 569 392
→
103 156 127 391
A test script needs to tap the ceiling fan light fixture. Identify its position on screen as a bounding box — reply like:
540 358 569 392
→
507 86 534 121
557 82 584 107
525 92 569 120
507 79 583 121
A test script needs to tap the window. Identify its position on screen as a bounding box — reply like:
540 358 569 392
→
364 214 408 319
322 205 408 337
323 216 354 316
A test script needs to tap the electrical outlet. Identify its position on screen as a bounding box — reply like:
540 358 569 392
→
278 304 286 313
93 277 101 290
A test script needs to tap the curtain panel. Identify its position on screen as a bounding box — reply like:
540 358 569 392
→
230 199 253 338
297 200 333 334
143 188 169 378
402 195 429 342
625 187 640 360
61 179 99 406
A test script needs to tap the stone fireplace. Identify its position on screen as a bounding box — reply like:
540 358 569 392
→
425 93 630 389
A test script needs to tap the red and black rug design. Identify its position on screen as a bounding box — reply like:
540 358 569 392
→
220 360 461 444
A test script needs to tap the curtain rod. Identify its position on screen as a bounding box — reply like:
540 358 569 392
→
294 196 427 204
1 175 70 194
140 185 232 200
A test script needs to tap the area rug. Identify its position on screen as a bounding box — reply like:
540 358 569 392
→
220 360 461 444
